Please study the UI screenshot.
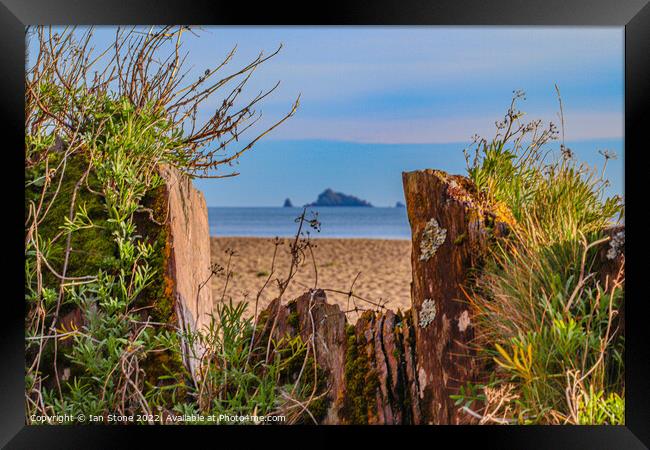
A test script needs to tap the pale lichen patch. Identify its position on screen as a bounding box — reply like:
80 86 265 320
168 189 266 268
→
419 218 447 261
457 310 471 332
446 178 474 206
418 367 427 398
418 299 437 328
606 230 624 260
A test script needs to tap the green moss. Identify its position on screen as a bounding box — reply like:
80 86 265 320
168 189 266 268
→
306 392 329 422
340 321 379 424
282 302 331 423
134 181 186 400
27 151 117 292
134 182 175 323
287 301 300 331
287 312 300 330
299 355 330 423
453 233 467 245
142 345 187 405
391 312 414 423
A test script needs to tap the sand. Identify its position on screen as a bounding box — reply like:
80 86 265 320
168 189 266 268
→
210 237 413 321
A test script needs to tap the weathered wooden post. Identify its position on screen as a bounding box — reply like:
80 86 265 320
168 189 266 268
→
257 290 421 424
159 164 214 381
402 169 503 424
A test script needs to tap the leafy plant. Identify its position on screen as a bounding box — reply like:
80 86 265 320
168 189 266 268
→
456 90 625 424
25 26 304 425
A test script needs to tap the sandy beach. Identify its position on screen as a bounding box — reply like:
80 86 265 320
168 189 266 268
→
211 237 412 320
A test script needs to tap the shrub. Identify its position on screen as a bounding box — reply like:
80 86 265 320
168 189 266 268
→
25 26 303 424
455 90 625 424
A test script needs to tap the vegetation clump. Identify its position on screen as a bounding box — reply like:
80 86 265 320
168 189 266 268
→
25 26 302 424
453 89 625 425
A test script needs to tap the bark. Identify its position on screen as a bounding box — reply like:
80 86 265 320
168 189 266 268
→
159 164 213 382
597 225 625 338
258 290 348 424
402 169 506 424
257 290 421 424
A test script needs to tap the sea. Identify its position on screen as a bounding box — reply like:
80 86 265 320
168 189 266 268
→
208 207 411 240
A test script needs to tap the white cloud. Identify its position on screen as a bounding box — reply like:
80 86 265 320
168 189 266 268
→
266 110 623 144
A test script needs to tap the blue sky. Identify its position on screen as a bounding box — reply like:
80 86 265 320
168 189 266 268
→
35 27 625 206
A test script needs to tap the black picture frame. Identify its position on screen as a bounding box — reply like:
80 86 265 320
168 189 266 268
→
2 0 648 447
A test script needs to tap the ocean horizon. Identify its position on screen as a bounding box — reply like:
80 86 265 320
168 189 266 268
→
208 206 412 239
195 138 624 208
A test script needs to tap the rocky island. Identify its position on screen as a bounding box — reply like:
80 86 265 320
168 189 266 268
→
283 198 294 207
304 188 372 207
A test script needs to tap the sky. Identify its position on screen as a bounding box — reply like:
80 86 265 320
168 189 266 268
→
34 27 625 206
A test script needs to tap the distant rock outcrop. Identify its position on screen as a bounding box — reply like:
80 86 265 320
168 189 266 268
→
305 188 372 207
283 198 294 207
395 201 406 208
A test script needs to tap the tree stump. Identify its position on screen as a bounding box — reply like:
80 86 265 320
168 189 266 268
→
402 169 504 424
159 164 213 382
257 291 421 424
